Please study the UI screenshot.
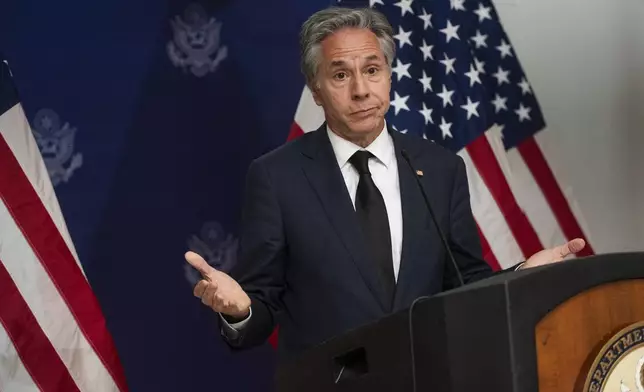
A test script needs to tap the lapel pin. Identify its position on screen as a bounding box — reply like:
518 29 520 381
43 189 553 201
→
416 170 424 177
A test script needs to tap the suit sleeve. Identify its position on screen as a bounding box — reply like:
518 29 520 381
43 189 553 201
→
222 158 286 349
444 156 496 289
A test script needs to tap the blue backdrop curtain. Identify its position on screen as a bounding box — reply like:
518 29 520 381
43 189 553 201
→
0 0 331 390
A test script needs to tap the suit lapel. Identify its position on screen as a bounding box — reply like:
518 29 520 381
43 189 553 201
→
391 131 430 309
299 125 390 312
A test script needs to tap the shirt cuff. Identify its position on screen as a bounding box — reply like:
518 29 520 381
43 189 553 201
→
219 307 252 338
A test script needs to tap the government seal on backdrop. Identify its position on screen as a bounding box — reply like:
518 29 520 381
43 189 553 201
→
167 3 228 77
184 221 238 285
32 108 83 186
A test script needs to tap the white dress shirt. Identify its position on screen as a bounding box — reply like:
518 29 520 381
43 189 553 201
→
326 122 403 281
222 122 404 333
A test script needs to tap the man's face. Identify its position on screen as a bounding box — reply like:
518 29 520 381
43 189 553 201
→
311 27 391 141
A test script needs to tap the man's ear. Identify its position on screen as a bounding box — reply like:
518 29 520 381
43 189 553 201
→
309 83 323 107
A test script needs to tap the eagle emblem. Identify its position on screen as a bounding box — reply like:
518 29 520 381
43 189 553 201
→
184 221 238 285
32 108 83 186
167 3 228 77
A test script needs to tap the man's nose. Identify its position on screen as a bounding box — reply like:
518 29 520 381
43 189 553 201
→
351 73 370 101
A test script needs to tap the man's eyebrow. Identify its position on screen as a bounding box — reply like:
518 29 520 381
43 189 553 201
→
330 55 382 68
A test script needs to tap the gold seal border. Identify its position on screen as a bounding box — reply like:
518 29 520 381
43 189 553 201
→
583 320 644 392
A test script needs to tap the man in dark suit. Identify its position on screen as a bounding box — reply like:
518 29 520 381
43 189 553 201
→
185 6 585 360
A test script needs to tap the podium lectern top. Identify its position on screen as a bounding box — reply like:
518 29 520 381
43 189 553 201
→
276 252 644 392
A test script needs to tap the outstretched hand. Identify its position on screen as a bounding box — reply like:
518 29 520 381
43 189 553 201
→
522 238 587 269
185 251 251 319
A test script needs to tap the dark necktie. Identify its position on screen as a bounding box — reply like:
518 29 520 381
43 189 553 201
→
349 150 395 305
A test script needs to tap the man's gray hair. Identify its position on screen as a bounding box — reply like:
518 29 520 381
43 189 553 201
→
299 7 395 86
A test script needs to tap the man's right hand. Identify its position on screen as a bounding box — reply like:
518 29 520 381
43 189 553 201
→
185 251 251 319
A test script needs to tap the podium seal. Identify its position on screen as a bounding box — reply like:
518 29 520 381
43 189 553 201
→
584 321 644 392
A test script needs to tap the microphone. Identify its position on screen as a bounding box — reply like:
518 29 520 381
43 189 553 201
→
400 149 464 287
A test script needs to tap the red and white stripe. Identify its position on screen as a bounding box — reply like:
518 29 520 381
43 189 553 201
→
289 87 594 270
0 103 128 391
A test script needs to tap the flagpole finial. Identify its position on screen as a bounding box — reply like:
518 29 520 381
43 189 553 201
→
1 59 14 78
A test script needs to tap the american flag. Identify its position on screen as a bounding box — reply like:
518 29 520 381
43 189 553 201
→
288 0 594 269
0 59 127 390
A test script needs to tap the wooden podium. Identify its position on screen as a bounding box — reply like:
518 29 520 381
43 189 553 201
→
275 253 644 392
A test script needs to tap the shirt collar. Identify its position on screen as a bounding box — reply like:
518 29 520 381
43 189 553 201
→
326 121 394 169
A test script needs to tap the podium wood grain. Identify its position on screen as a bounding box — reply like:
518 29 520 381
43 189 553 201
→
535 279 644 392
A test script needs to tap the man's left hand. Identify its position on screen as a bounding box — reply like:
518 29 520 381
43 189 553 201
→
521 238 587 269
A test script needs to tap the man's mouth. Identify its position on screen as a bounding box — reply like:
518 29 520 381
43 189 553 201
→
351 107 377 116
